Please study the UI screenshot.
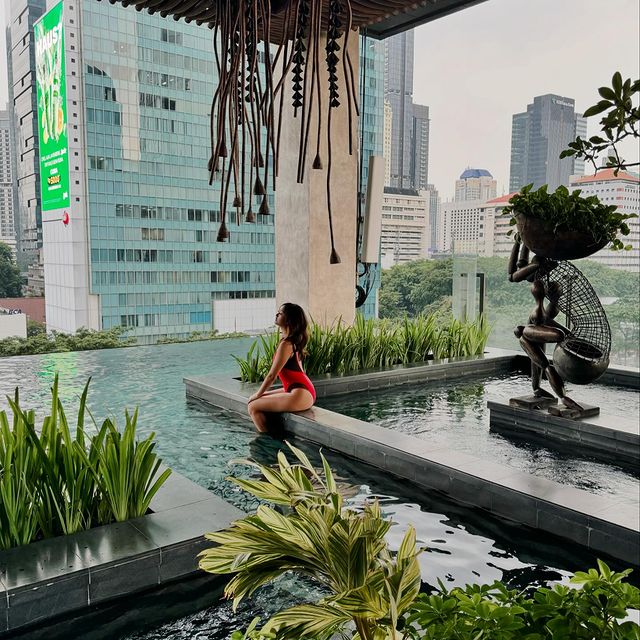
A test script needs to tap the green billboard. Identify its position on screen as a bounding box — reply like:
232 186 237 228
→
35 1 70 212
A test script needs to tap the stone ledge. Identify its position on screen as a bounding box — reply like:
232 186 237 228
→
0 470 243 636
488 400 640 469
185 371 640 566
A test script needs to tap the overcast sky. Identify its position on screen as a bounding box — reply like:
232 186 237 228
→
1 0 638 199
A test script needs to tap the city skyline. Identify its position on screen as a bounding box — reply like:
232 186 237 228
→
1 0 639 201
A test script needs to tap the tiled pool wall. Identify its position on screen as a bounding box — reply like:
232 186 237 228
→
185 351 640 566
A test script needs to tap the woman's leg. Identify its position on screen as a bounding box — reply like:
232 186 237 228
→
247 389 314 433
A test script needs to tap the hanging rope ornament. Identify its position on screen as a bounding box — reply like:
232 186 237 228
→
200 0 360 263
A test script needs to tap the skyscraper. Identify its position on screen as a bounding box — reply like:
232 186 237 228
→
509 94 585 192
6 0 46 270
383 30 431 192
411 103 429 190
357 36 385 319
36 1 276 340
0 109 17 257
384 30 414 189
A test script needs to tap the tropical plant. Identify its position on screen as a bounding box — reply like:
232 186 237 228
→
0 375 171 550
502 183 636 251
405 560 640 639
199 443 422 640
561 72 639 174
0 242 23 298
234 315 491 382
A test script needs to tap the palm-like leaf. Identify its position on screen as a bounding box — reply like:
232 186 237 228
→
199 444 423 640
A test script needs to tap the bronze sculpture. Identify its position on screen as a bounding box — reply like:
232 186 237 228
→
508 236 611 417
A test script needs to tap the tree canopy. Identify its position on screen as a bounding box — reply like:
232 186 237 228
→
0 243 23 298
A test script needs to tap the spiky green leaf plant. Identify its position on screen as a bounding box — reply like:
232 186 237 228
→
199 443 422 640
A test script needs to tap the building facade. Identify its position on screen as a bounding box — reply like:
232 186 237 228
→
0 109 17 258
6 0 46 270
380 187 429 267
455 168 496 202
570 169 639 272
383 30 430 192
423 183 441 255
410 103 429 191
383 100 392 186
39 0 276 340
488 193 517 258
441 199 494 257
509 94 586 192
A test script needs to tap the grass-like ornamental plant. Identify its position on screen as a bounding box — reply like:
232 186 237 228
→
502 183 636 251
234 314 491 383
0 375 171 550
199 443 422 640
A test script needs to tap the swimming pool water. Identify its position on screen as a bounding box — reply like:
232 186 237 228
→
319 373 640 501
1 344 636 639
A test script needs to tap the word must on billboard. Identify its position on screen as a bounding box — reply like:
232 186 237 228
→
35 1 70 212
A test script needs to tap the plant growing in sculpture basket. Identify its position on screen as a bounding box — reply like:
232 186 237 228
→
502 183 636 258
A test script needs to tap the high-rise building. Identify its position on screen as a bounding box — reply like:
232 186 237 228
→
509 94 586 192
455 168 496 202
21 1 384 339
423 183 441 255
6 0 46 270
488 193 518 258
383 30 430 191
380 187 429 267
384 30 414 189
0 109 17 258
570 169 639 272
411 103 429 190
357 36 385 319
37 1 277 340
383 100 392 186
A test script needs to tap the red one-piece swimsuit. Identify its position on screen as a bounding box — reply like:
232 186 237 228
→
277 346 316 402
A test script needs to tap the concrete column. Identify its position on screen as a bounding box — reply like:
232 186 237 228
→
275 30 358 327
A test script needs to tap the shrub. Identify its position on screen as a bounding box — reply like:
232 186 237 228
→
0 375 170 550
234 315 491 382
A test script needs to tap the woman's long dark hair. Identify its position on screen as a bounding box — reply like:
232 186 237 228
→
280 302 309 356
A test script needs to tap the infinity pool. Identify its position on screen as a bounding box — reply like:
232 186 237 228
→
1 343 635 639
319 373 640 501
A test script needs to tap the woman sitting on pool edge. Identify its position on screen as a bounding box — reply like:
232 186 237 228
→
247 302 316 432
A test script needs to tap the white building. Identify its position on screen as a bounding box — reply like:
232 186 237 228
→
489 193 519 257
380 187 429 267
441 199 494 257
455 168 497 202
570 169 640 272
0 109 16 258
383 101 392 186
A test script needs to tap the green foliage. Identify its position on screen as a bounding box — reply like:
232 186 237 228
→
199 443 422 640
234 314 491 383
0 375 170 550
26 319 46 337
0 326 136 358
157 330 247 344
502 184 636 251
405 560 640 639
561 72 639 174
0 242 23 298
207 453 639 640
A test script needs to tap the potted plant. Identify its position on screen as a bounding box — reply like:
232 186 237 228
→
502 183 635 260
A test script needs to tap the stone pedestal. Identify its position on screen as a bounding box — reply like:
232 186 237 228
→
548 403 600 420
509 395 558 411
274 31 359 327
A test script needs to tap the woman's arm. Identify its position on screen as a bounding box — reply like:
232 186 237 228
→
248 340 293 402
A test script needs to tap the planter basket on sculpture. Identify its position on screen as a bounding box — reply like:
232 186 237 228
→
515 214 607 260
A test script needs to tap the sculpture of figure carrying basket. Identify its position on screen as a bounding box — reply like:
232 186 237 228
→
503 184 635 418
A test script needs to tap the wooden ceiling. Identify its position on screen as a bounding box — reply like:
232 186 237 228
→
101 0 487 40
